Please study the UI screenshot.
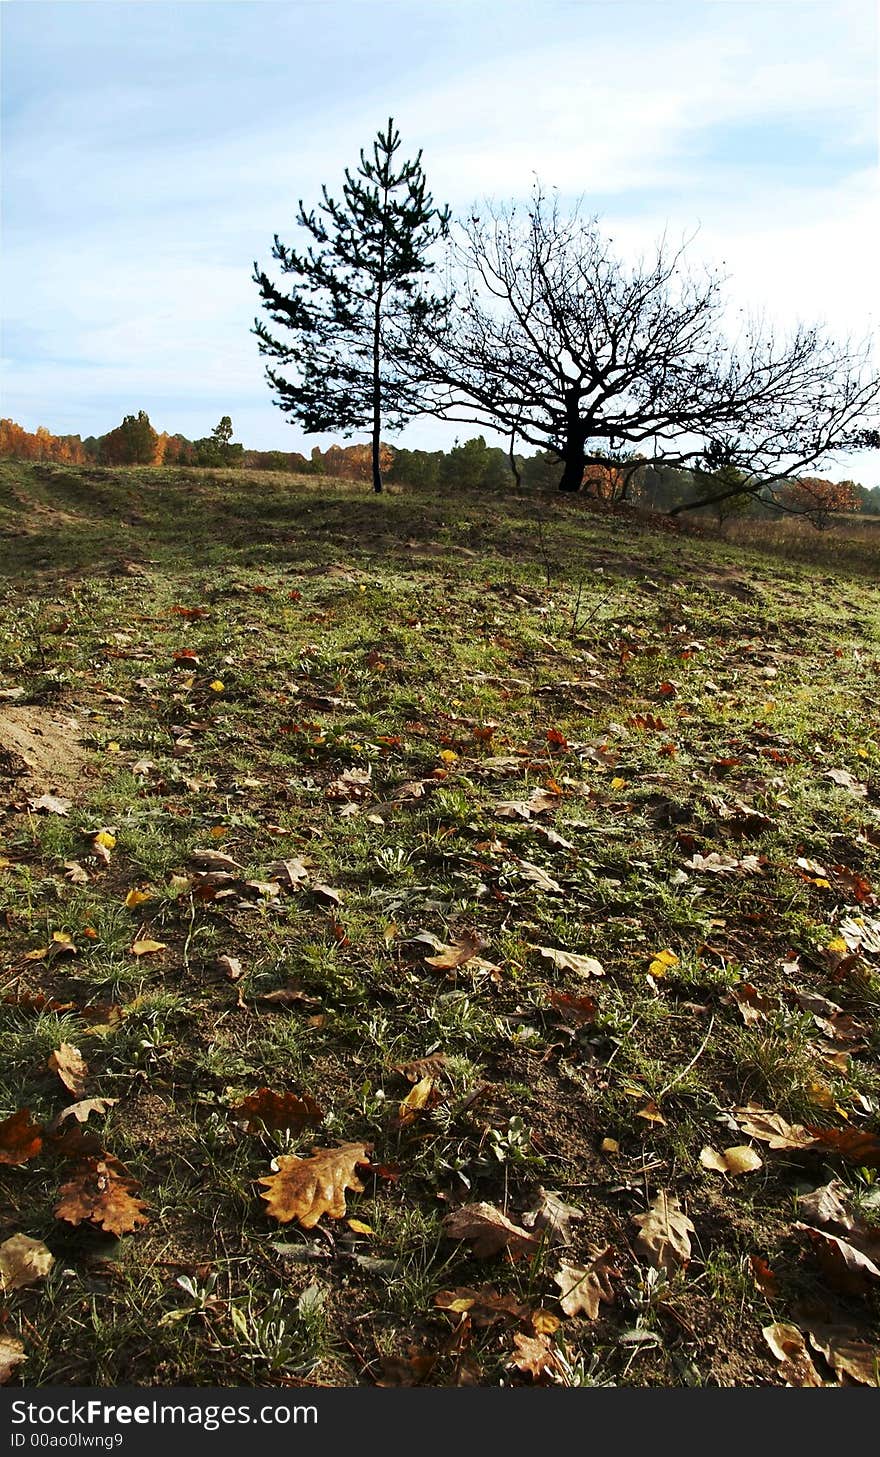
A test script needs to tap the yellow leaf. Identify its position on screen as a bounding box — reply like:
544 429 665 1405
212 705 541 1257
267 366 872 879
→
209 680 224 692
813 878 832 890
130 939 167 956
610 777 627 790
124 889 151 909
209 825 228 839
600 1138 620 1154
106 742 121 754
52 930 74 946
398 1076 435 1125
826 937 848 953
346 1218 374 1236
93 832 116 850
532 1309 561 1335
439 749 458 764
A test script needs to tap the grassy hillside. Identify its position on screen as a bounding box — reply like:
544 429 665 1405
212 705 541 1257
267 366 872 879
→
1 460 879 1388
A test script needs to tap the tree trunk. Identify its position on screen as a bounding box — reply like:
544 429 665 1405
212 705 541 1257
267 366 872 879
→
557 439 585 492
371 318 383 495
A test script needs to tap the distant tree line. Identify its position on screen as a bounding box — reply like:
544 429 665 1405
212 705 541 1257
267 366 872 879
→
2 413 874 526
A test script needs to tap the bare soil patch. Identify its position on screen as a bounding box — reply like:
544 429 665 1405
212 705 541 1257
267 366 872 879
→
0 706 91 794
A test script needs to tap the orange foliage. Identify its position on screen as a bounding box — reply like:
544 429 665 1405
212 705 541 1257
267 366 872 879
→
778 476 860 525
582 462 627 502
314 442 395 480
0 420 85 464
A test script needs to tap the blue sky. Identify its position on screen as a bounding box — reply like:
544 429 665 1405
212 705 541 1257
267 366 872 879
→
2 0 878 481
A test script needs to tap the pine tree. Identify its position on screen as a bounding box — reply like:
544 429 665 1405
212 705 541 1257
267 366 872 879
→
253 119 449 493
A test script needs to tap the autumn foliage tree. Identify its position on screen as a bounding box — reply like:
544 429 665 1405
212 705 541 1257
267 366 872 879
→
98 411 158 466
775 475 860 528
0 420 85 464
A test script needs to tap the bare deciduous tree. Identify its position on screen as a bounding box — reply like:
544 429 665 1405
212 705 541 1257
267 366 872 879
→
411 190 880 507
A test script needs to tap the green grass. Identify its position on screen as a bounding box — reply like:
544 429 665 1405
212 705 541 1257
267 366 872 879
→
1 458 879 1389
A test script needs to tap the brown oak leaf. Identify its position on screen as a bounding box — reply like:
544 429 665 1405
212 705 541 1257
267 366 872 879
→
805 1125 880 1167
0 1234 55 1293
50 1098 117 1129
54 1157 149 1235
533 945 604 978
48 1043 88 1096
554 1248 619 1318
805 1324 880 1387
259 1142 372 1228
795 1223 880 1294
0 1336 26 1384
522 1187 586 1245
733 1104 817 1150
234 1088 323 1134
0 1109 43 1166
442 1202 539 1261
507 1331 565 1382
424 930 484 970
632 1192 694 1274
762 1323 824 1387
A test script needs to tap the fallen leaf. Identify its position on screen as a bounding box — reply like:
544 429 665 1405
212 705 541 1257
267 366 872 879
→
259 1142 372 1228
795 1223 880 1292
533 825 575 851
805 1125 880 1167
518 861 563 894
395 1052 448 1083
124 888 152 909
0 1109 43 1166
48 1044 88 1097
554 1248 619 1318
636 1100 667 1125
313 883 344 906
63 861 90 884
699 1145 763 1175
215 954 243 981
749 1254 779 1299
632 1192 694 1274
648 948 679 977
442 1202 539 1261
252 985 321 1011
731 983 775 1025
55 1157 149 1235
733 1104 818 1150
234 1088 323 1134
805 1324 880 1387
546 990 598 1023
28 794 71 816
264 857 311 888
434 1286 529 1326
683 851 763 875
397 1076 437 1126
130 939 167 956
0 1234 55 1292
50 1098 117 1128
191 849 244 872
825 768 868 798
507 1331 565 1381
522 1188 585 1245
533 945 604 978
92 830 116 863
762 1322 824 1386
425 930 484 971
0 1336 26 1384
